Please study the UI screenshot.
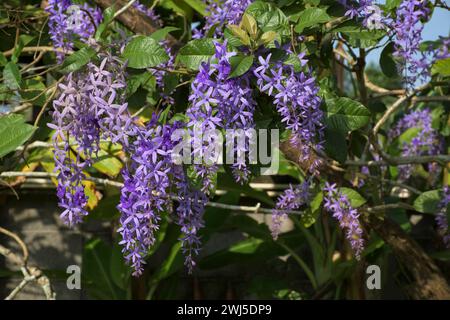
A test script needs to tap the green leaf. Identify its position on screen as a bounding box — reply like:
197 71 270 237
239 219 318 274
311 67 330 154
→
12 35 35 63
61 47 96 73
21 79 47 106
413 190 442 214
229 237 264 254
3 62 22 90
240 13 258 38
432 58 450 77
385 0 402 10
183 0 207 15
398 127 420 145
83 238 127 299
109 242 131 291
0 52 7 66
333 21 385 48
176 39 215 70
0 114 35 158
245 1 289 35
95 6 116 40
294 8 331 33
300 192 323 228
380 42 397 78
325 97 371 132
228 25 251 46
150 242 183 285
228 54 254 78
150 27 180 42
324 127 347 163
339 187 367 208
122 36 169 69
260 31 278 46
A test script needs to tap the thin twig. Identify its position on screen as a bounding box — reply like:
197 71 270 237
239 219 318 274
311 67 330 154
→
112 0 138 19
345 154 450 166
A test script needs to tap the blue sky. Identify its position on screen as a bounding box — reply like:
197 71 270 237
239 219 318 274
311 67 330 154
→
367 7 450 65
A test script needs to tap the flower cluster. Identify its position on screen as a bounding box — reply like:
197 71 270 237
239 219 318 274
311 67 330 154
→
271 180 310 239
118 118 208 275
253 53 324 175
392 0 431 87
436 186 450 248
194 0 253 38
324 182 365 259
187 41 256 188
118 120 178 275
46 0 102 60
339 0 385 30
389 108 441 181
172 166 208 272
49 55 131 225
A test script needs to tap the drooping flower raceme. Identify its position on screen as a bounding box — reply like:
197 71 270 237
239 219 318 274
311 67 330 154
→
49 55 131 226
172 165 208 273
253 53 324 175
118 120 179 275
187 41 256 188
388 108 441 181
271 180 310 239
46 0 102 61
324 182 365 259
436 186 450 248
392 0 431 87
117 118 207 275
194 0 253 38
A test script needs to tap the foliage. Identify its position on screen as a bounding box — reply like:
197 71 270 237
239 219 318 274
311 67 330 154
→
0 0 449 299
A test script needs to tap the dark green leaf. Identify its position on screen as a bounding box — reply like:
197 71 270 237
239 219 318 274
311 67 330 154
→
183 0 207 15
325 97 371 132
150 27 180 42
0 114 35 158
176 39 215 70
61 47 96 73
339 187 367 207
228 54 254 78
380 42 397 78
83 238 127 299
294 8 331 33
3 62 21 90
324 127 347 163
122 36 169 69
414 190 442 214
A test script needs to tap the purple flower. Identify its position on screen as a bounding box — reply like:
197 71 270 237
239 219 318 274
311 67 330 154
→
338 0 386 30
187 41 256 187
389 108 441 181
117 119 208 275
324 182 365 259
46 0 102 61
133 1 162 27
271 180 310 239
172 166 207 273
253 53 324 174
435 186 450 247
392 0 431 87
49 54 131 226
117 120 179 275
